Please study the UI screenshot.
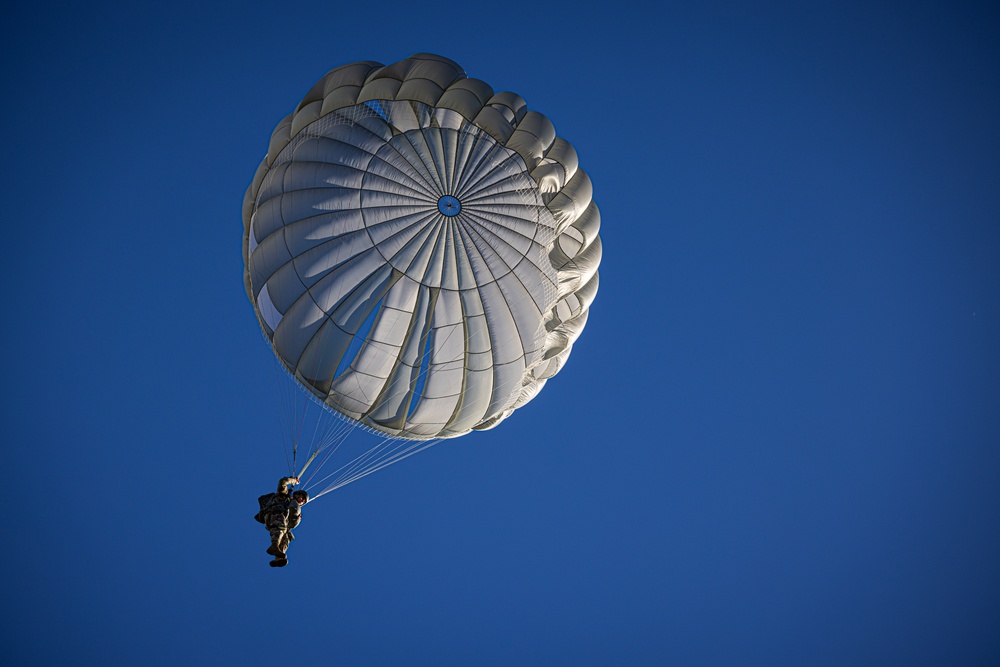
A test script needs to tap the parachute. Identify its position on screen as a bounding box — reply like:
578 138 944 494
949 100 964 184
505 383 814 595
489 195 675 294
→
243 54 601 486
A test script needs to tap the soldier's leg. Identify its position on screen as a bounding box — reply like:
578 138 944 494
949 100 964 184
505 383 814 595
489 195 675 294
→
278 528 294 554
269 525 290 567
266 516 288 556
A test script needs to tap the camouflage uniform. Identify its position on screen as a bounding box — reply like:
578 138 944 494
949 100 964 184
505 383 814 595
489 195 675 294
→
254 477 302 559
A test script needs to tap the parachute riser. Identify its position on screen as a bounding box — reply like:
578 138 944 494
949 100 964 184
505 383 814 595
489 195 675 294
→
296 449 321 478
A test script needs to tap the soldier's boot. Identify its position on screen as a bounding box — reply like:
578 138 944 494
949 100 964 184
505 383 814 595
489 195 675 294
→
266 543 282 557
269 556 288 567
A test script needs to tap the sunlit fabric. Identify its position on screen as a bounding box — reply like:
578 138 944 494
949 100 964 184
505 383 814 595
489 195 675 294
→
243 53 601 439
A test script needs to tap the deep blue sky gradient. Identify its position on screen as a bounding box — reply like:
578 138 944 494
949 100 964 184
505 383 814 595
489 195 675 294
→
3 2 999 665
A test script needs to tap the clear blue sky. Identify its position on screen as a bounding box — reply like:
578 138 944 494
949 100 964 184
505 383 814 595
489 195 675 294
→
4 2 999 665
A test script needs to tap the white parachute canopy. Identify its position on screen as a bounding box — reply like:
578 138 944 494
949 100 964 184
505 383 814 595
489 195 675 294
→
243 54 601 480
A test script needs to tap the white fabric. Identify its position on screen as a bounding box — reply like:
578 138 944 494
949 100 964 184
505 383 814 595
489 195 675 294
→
243 55 601 439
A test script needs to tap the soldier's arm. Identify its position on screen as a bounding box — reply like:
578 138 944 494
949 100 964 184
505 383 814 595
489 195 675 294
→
277 476 300 494
288 502 302 530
